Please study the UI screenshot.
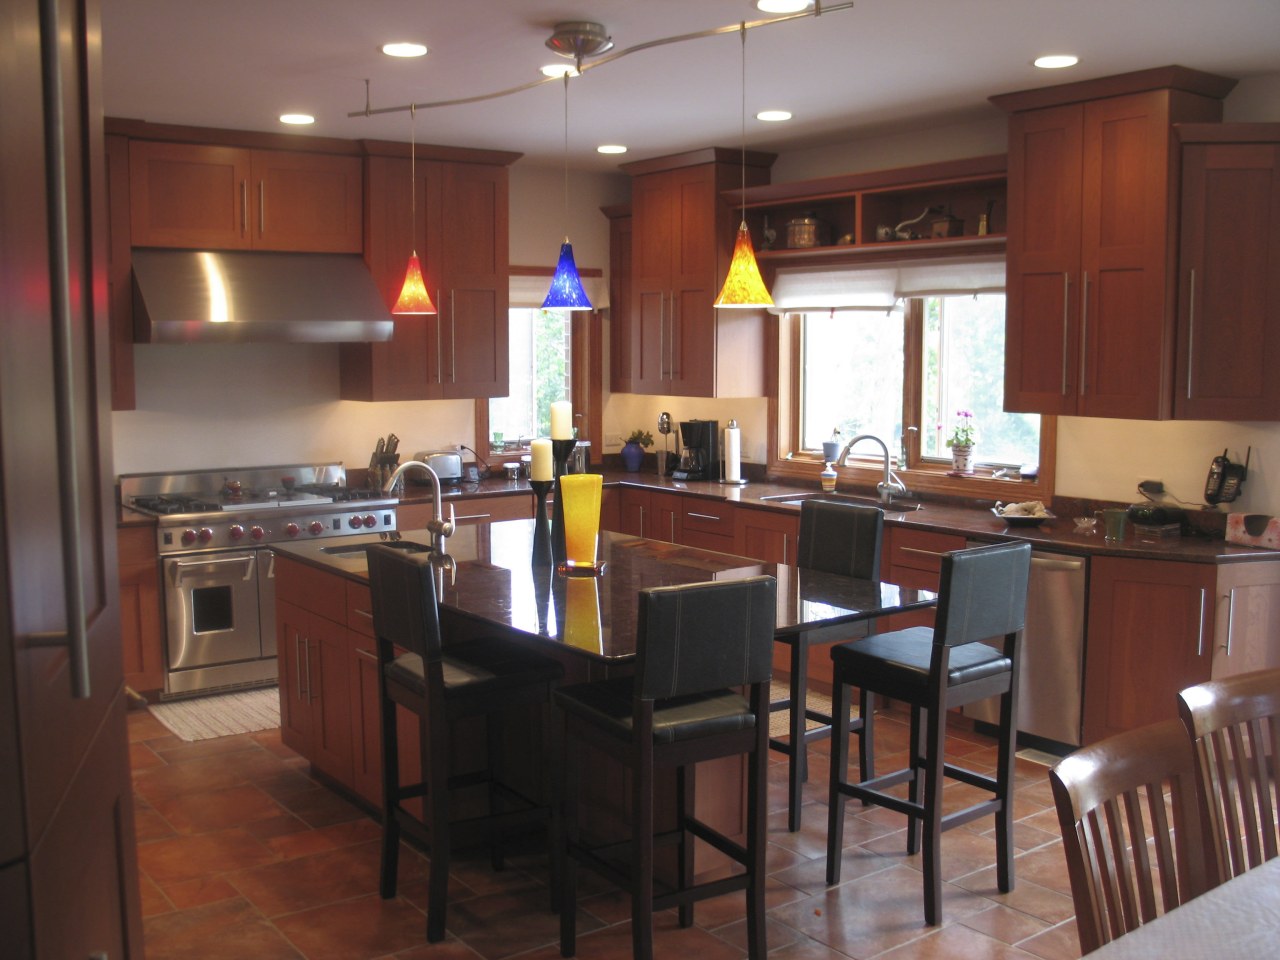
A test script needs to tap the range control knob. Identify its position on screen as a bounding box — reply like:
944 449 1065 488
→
197 527 214 544
250 526 265 541
308 520 325 536
361 514 378 528
284 522 300 537
180 528 198 546
228 524 245 540
347 515 364 529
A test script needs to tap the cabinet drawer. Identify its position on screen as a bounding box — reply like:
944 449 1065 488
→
346 582 375 638
887 528 966 577
276 556 347 623
680 498 734 537
451 493 532 525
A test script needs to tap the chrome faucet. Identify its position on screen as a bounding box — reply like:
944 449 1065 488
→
384 460 456 553
834 434 908 505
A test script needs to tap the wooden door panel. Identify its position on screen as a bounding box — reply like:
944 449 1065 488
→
348 639 383 805
631 289 668 393
311 623 353 783
441 287 506 398
1005 269 1074 412
1081 265 1161 418
276 600 312 753
129 141 250 249
251 152 362 253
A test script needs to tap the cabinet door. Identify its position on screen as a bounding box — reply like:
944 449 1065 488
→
649 492 682 543
1077 92 1174 419
1083 558 1214 743
735 507 799 564
1004 103 1083 414
667 165 718 397
276 599 313 754
309 614 353 783
617 487 650 537
346 583 382 805
1176 141 1280 419
129 140 251 249
250 151 362 253
436 162 509 399
630 174 675 394
117 528 164 694
1212 561 1280 679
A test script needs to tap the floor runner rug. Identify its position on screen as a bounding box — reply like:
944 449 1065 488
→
148 686 280 741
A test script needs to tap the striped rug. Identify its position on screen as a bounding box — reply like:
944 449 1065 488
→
149 687 280 742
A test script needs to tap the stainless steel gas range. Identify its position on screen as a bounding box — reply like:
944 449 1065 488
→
120 463 397 699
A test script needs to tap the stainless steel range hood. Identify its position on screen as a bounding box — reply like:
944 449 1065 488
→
132 249 394 343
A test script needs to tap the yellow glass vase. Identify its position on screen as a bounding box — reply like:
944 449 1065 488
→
558 473 604 574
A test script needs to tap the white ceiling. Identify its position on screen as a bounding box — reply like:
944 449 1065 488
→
101 0 1280 173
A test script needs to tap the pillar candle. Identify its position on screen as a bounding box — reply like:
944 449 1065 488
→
550 400 573 439
530 438 553 481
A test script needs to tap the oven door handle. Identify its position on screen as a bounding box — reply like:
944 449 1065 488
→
168 555 257 583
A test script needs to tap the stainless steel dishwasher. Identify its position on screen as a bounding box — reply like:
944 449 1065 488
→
964 544 1087 747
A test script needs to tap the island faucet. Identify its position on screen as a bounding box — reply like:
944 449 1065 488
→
383 460 456 553
834 433 908 505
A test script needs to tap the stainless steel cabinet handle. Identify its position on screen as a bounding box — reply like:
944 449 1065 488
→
669 513 676 541
305 637 316 703
450 290 457 383
454 512 492 521
686 512 722 521
668 294 677 380
1197 588 1207 657
658 295 666 379
1061 273 1070 396
639 505 646 534
353 607 374 621
782 533 789 565
1224 586 1236 656
1079 271 1090 395
240 181 248 238
436 290 443 384
33 0 90 697
901 546 946 559
258 181 265 237
354 646 378 662
1186 268 1197 400
295 632 306 698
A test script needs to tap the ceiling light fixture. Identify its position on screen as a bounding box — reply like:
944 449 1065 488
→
545 21 614 61
756 0 814 12
279 113 315 125
1033 54 1079 69
382 42 427 58
715 24 773 310
542 74 592 311
756 109 792 122
540 63 580 79
391 103 436 316
596 144 627 155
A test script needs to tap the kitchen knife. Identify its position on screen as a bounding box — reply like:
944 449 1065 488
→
375 436 385 457
387 433 399 455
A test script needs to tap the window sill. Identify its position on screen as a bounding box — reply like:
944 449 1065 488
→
769 456 1054 505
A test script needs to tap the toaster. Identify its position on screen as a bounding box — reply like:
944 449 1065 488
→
410 450 463 483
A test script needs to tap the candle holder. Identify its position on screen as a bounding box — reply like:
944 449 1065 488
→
533 555 554 636
550 438 576 563
530 479 553 567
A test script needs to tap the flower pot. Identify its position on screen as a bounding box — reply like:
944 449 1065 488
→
950 444 974 474
620 441 645 472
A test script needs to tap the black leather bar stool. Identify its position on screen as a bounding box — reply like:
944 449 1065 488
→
554 576 777 960
367 543 564 943
772 499 883 830
825 540 1031 925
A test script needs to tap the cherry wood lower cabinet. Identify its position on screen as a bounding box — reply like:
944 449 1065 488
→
734 506 799 566
117 526 164 696
882 525 965 631
1080 557 1280 744
397 491 532 533
614 486 682 542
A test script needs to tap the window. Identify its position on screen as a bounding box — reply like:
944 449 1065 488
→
488 308 571 449
796 293 1044 475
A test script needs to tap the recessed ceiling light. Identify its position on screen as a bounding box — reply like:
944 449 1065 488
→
540 63 580 78
279 114 315 125
1033 54 1079 69
756 109 792 122
597 144 627 155
382 42 427 58
756 0 814 13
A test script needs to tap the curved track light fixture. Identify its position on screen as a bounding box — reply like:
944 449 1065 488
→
348 2 852 119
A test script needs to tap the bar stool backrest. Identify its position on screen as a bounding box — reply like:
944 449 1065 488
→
366 544 444 663
796 500 882 581
933 541 1031 648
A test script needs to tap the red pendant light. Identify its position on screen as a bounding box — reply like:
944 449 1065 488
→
393 104 436 316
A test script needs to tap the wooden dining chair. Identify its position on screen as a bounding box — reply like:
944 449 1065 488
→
1177 667 1280 886
1049 719 1209 954
554 575 777 960
772 499 883 830
826 539 1030 925
366 542 565 943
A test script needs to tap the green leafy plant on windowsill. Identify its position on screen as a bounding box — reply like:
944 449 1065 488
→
625 429 654 448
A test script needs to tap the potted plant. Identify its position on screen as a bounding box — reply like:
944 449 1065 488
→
945 410 976 474
620 429 653 472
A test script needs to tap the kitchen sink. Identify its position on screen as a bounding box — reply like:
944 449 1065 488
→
320 539 430 558
758 491 921 512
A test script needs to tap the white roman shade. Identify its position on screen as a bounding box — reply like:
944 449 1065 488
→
509 273 609 310
769 254 1005 314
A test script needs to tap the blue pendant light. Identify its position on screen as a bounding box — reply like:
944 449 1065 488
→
543 73 592 311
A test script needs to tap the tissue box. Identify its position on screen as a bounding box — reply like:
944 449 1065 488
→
1226 514 1280 549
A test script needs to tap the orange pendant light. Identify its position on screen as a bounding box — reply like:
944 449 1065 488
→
392 105 436 316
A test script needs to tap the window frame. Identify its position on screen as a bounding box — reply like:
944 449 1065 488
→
771 302 1057 502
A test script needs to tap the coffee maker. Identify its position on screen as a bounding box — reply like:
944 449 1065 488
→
672 419 719 481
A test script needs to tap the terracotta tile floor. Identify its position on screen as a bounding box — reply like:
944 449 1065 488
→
127 705 1083 959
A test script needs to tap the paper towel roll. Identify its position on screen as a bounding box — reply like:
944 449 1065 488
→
724 422 742 483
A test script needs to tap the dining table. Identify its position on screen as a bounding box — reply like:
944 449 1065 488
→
1086 857 1280 958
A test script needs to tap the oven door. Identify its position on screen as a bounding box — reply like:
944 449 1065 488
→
163 550 264 670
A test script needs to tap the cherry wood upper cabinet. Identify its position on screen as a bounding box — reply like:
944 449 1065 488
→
341 154 514 401
129 140 362 253
621 149 772 398
995 67 1234 420
1175 124 1280 420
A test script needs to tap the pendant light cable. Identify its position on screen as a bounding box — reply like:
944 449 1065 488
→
562 73 570 240
542 71 592 309
392 99 436 314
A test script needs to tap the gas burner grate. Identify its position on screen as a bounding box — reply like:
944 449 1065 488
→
132 494 222 515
